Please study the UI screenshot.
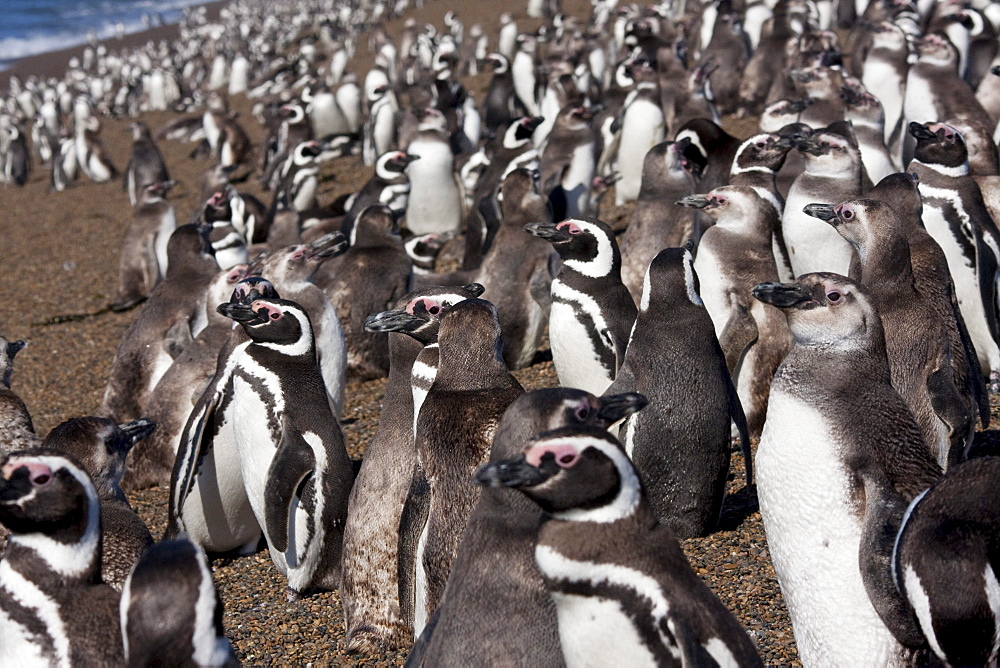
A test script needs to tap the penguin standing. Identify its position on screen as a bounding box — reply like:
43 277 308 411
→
404 110 464 237
0 337 38 456
526 217 637 396
679 188 793 437
482 54 527 134
476 427 764 667
111 179 177 312
363 71 399 166
76 115 117 183
340 150 417 239
340 284 485 653
893 456 1000 666
0 450 124 665
541 105 597 221
401 299 524 637
41 417 156 592
124 121 170 206
216 297 354 600
121 538 238 667
413 389 647 667
606 247 751 537
753 274 942 665
614 59 665 205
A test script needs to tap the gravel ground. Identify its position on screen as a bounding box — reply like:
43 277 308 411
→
0 0 813 664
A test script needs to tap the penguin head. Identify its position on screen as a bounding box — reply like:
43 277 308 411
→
252 233 348 283
916 32 959 66
202 185 234 221
166 224 216 273
229 275 279 305
638 246 703 311
794 129 860 173
486 53 509 73
476 426 643 523
806 198 897 259
870 172 922 221
909 121 968 169
641 140 697 190
402 231 453 272
524 217 619 278
753 273 878 350
504 115 544 147
676 186 759 226
363 284 486 343
500 168 544 218
0 450 98 541
0 336 27 389
352 205 400 245
41 417 155 498
734 133 793 172
217 297 314 350
376 150 418 179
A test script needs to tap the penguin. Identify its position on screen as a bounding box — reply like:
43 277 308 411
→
807 198 976 467
341 284 485 654
201 187 250 271
101 223 219 424
482 53 527 134
753 273 942 665
411 389 648 667
314 205 413 380
400 299 523 637
111 179 178 312
76 115 117 183
216 296 354 601
0 337 38 456
541 104 597 221
908 120 1000 390
124 121 170 206
475 426 764 668
526 217 637 396
50 130 78 192
511 34 541 117
618 139 699 301
892 456 1000 666
204 94 252 168
363 70 399 166
860 20 909 158
340 150 417 239
614 59 665 205
781 128 862 276
2 124 30 186
679 188 793 437
474 168 554 370
0 450 124 666
674 118 743 193
606 246 751 537
696 11 751 116
404 110 464 237
41 417 156 592
120 538 238 667
840 81 897 183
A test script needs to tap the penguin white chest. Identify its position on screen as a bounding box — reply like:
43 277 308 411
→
782 186 854 276
551 592 660 667
230 373 282 522
616 99 665 205
757 391 899 666
405 139 461 235
549 281 615 396
0 561 70 667
692 245 730 338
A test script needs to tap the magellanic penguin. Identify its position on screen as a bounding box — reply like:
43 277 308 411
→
216 297 354 601
76 115 117 183
540 104 596 221
101 223 219 423
0 450 124 665
124 121 170 206
341 284 486 654
340 150 418 240
0 337 38 456
401 299 524 638
606 246 752 537
482 53 528 134
41 417 156 592
404 109 465 237
893 456 1000 666
753 273 943 665
614 59 666 206
808 198 977 467
908 120 1000 390
410 389 648 667
782 128 863 276
111 179 178 312
120 538 238 667
526 217 638 396
476 427 764 667
679 188 793 437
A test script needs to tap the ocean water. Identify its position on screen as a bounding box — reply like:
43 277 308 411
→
0 0 209 71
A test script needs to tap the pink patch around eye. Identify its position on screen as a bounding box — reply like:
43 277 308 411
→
557 221 582 235
526 442 581 468
253 302 282 321
407 298 442 316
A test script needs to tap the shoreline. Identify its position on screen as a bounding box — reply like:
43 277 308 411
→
0 0 230 91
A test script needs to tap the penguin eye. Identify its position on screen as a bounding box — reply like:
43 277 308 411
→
575 405 589 420
827 291 843 303
755 141 766 148
32 472 51 486
841 208 854 220
269 312 281 320
716 197 727 205
427 304 441 316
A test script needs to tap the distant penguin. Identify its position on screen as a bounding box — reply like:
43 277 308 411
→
341 150 417 238
860 21 909 157
216 297 354 600
101 223 219 423
404 111 464 236
476 427 765 667
782 128 862 275
679 188 793 436
124 121 170 206
893 456 1000 667
42 417 156 592
76 115 117 183
411 389 648 667
0 337 38 456
541 105 597 220
615 59 665 205
111 179 178 312
363 70 399 166
753 274 942 665
607 247 751 536
2 124 30 186
0 450 124 665
511 34 541 117
674 118 743 193
401 299 523 638
527 217 637 396
482 54 527 134
841 82 897 183
120 538 238 667
341 284 485 654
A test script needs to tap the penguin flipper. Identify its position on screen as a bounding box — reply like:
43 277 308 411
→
926 356 973 469
397 463 431 628
724 357 752 487
951 283 990 427
719 304 759 374
264 424 316 554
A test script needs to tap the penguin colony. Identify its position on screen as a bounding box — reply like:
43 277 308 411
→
6 0 1000 664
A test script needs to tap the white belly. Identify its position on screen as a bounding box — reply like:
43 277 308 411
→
616 101 665 205
412 519 431 638
693 247 730 339
549 300 614 396
758 392 900 666
782 192 855 276
552 593 660 668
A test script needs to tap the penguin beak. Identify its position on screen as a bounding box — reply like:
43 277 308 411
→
118 418 157 449
752 282 818 309
597 392 648 425
217 302 265 324
474 455 551 489
803 203 838 223
992 64 1000 77
794 137 825 156
524 222 569 242
908 122 936 141
308 232 349 259
675 194 712 209
364 309 425 333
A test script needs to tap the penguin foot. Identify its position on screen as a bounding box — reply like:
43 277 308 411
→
286 587 302 603
990 371 1000 395
345 624 410 654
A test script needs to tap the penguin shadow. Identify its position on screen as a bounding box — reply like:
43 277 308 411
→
530 348 553 365
716 482 759 533
967 429 1000 459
